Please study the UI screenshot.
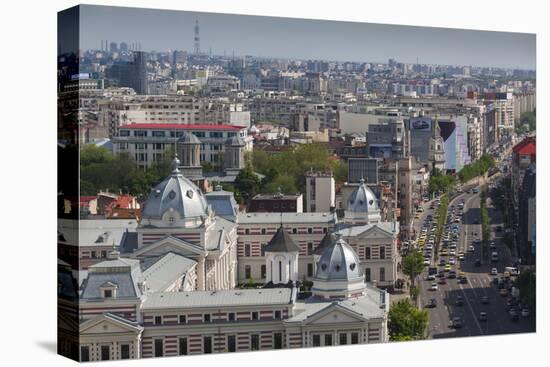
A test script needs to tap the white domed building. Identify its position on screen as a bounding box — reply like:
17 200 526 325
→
121 158 238 291
338 179 400 289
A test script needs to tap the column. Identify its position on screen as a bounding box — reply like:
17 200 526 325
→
197 257 206 291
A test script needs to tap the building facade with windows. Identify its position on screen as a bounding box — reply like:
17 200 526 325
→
112 123 252 169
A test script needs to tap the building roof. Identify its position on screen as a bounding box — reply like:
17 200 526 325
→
237 212 337 225
313 232 335 255
81 270 142 300
286 287 387 323
336 221 398 237
314 235 363 281
205 189 238 218
225 135 246 146
264 225 300 253
141 169 209 222
58 218 138 247
513 136 536 156
141 252 197 293
121 124 246 131
347 179 380 213
142 287 296 310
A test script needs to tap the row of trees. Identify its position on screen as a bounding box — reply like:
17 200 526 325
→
428 169 456 195
479 187 491 260
80 145 174 198
457 154 496 183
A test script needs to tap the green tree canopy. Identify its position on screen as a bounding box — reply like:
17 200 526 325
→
388 300 429 341
234 165 261 204
402 250 425 289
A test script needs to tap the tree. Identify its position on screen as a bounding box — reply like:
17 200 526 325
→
402 250 425 292
262 174 298 194
234 165 261 205
388 300 429 341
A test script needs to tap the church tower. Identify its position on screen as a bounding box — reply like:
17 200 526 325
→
177 132 203 177
224 135 246 175
263 224 300 285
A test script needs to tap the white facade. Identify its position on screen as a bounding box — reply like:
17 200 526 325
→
305 171 336 212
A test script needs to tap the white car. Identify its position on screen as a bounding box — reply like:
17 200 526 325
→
490 268 498 276
423 259 431 266
468 245 475 252
521 309 530 317
430 282 438 291
448 258 456 265
449 250 456 256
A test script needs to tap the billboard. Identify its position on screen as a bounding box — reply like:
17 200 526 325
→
409 117 432 131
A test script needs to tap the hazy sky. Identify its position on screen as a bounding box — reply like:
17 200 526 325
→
78 5 536 70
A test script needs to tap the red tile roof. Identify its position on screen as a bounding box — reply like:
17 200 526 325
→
513 136 536 156
121 123 246 131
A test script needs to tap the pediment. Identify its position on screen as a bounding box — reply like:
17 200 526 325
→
303 303 367 325
356 225 394 239
80 314 142 335
132 236 207 258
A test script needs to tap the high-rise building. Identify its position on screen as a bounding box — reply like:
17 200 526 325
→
109 41 118 53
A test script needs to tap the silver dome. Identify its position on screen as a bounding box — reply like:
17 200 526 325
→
315 235 363 281
178 132 201 144
142 171 209 221
347 179 379 213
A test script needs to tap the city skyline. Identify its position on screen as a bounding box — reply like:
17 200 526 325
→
79 5 536 70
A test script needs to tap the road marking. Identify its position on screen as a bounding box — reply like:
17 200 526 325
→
459 282 484 335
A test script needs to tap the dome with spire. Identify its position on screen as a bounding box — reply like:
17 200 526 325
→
141 168 210 228
312 234 366 299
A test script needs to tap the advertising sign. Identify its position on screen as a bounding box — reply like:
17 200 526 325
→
409 117 432 131
369 144 392 159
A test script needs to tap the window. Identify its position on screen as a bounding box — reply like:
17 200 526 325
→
307 263 314 277
101 251 107 258
365 247 371 260
261 228 266 235
203 336 212 354
324 334 333 346
312 335 321 347
228 312 235 321
380 267 386 282
261 244 266 257
244 244 251 257
365 268 371 282
323 227 328 233
274 310 281 319
274 333 283 349
261 265 266 279
101 345 110 360
307 242 314 255
292 228 297 234
91 251 96 259
152 130 165 137
179 315 186 324
308 228 313 234
251 311 259 320
227 335 236 352
178 337 188 355
104 289 112 298
154 316 162 325
245 228 250 235
80 346 90 362
245 265 251 279
120 344 130 359
339 333 348 345
119 130 130 137
351 333 359 344
251 334 260 351
380 246 386 260
203 314 211 323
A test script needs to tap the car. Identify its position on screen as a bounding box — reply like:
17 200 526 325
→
521 309 530 317
468 245 475 252
458 276 468 284
452 317 463 328
416 207 424 213
489 243 497 250
427 274 436 281
444 264 452 272
492 277 499 285
500 288 509 297
449 250 456 256
479 312 488 322
423 259 430 266
448 258 456 265
490 268 498 276
458 255 465 262
430 283 438 291
438 277 447 285
414 213 420 219
447 271 457 279
440 250 449 257
455 296 464 306
426 298 437 308
481 296 489 304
